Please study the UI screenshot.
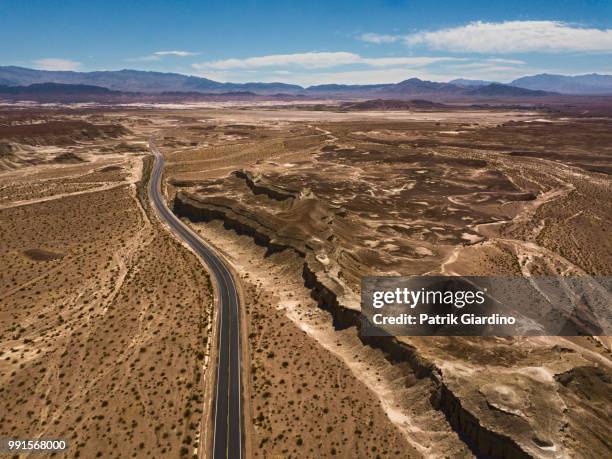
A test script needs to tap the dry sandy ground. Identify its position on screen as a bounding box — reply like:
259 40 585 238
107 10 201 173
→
0 110 214 458
184 107 541 125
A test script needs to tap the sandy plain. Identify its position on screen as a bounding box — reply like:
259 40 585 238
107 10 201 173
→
0 109 214 458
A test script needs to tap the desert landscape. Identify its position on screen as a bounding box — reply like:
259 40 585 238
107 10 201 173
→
0 108 215 457
4 1 612 457
0 96 610 458
161 103 612 458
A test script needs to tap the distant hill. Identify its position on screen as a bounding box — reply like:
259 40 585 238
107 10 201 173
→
305 83 390 93
387 78 461 95
511 73 612 95
0 66 302 95
466 83 551 97
450 78 495 87
304 78 463 98
305 78 551 99
340 99 448 110
0 82 116 94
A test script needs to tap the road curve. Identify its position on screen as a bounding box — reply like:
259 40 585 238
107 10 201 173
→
148 140 243 459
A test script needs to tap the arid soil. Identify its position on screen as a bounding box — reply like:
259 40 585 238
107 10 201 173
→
1 104 610 459
164 107 611 458
0 108 214 458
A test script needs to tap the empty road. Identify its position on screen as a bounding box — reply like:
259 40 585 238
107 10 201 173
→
148 140 243 459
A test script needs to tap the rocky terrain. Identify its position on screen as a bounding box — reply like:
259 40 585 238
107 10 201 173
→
0 103 610 458
163 106 611 458
0 109 133 170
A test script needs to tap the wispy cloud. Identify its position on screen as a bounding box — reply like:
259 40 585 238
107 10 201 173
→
33 58 81 71
362 21 612 53
128 50 199 62
359 33 401 44
485 58 527 65
193 51 460 70
153 50 199 57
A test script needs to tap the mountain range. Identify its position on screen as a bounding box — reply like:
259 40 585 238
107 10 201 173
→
0 66 301 95
452 74 612 95
449 78 495 87
0 66 611 102
510 74 612 95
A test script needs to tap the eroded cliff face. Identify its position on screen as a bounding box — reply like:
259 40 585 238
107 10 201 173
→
0 113 132 170
168 116 611 458
173 188 607 459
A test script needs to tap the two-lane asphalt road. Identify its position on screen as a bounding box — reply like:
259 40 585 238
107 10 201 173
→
148 140 242 459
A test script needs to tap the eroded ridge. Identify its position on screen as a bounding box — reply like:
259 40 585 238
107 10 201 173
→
168 112 611 458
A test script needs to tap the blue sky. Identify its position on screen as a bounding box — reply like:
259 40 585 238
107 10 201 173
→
1 0 611 85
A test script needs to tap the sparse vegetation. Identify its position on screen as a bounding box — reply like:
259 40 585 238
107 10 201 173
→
0 108 213 458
